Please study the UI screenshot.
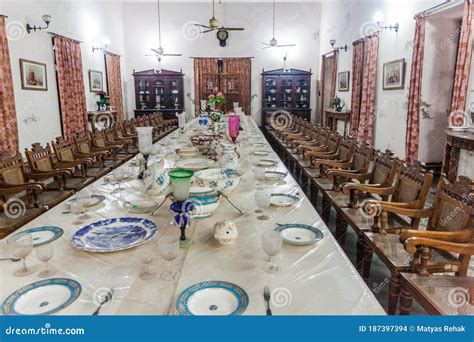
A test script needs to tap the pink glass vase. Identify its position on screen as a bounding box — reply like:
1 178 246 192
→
228 115 240 143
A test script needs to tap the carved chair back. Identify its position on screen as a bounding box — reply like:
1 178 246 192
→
392 161 433 208
52 138 76 162
352 142 373 172
369 149 400 186
89 131 108 148
0 152 27 186
337 136 357 161
74 133 93 154
25 143 56 172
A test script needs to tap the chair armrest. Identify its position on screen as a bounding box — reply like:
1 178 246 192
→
343 182 395 196
28 169 72 179
316 160 352 169
404 237 474 255
0 182 44 195
400 229 473 243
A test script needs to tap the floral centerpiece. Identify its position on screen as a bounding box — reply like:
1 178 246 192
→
208 87 226 113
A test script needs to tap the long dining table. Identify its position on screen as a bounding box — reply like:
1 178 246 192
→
0 116 385 315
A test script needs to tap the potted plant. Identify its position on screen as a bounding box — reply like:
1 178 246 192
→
208 88 226 113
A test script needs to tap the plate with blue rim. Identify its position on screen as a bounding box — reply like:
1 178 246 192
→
71 217 158 252
265 171 287 181
8 226 63 247
274 224 323 245
176 281 249 316
270 193 299 207
2 278 81 315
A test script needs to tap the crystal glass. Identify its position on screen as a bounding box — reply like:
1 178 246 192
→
228 115 240 143
159 236 180 281
9 232 34 277
233 102 239 111
253 168 266 186
36 243 55 278
70 201 84 225
169 169 193 202
262 230 282 274
255 187 271 220
76 188 93 219
139 243 157 280
200 99 208 112
136 127 153 155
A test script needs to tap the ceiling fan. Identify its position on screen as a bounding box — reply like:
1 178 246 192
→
262 0 296 49
194 0 245 33
145 0 182 63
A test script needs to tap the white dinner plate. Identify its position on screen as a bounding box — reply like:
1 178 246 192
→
265 171 288 180
253 151 270 156
176 281 249 316
258 159 278 167
275 224 324 245
270 193 299 207
176 158 214 171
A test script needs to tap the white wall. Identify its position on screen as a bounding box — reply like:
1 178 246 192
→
1 0 126 151
121 1 321 124
319 0 449 160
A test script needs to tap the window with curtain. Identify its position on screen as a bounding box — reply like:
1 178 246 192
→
53 35 88 138
105 52 125 122
0 15 19 156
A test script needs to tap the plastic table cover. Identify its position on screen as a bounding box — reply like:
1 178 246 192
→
0 117 384 315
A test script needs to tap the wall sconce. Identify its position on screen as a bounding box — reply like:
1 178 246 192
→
373 12 399 33
92 38 110 53
330 39 348 52
26 14 52 34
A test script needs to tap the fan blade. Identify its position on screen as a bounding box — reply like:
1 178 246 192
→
150 48 161 54
202 29 214 33
163 54 182 56
276 44 296 47
145 54 159 56
195 24 211 29
222 27 244 31
262 46 272 49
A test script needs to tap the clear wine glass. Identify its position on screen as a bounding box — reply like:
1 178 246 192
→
70 201 83 225
36 243 55 278
255 188 272 220
139 243 157 280
159 236 180 281
76 188 93 220
262 230 282 274
9 232 34 277
253 168 267 186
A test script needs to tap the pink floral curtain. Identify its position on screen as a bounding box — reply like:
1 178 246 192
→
449 0 473 125
0 16 19 156
105 52 125 122
356 33 379 145
349 40 364 137
405 14 426 164
53 35 88 139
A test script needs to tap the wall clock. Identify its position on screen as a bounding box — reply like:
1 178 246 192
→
217 30 229 47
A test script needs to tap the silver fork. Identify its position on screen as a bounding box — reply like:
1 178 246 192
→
264 286 272 316
92 288 114 316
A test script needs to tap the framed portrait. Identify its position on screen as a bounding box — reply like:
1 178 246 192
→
20 59 48 91
89 70 104 92
338 71 350 92
383 59 405 90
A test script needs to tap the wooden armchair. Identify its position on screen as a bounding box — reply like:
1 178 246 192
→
0 152 47 237
328 150 400 247
287 124 322 150
399 238 474 315
113 123 138 153
360 175 472 314
89 130 130 164
55 137 112 179
104 127 134 154
25 143 94 192
311 136 357 177
301 131 341 160
326 142 373 191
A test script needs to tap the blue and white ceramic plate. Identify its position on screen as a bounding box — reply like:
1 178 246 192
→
176 281 249 316
71 217 158 252
8 226 63 247
194 168 242 193
66 195 106 208
275 224 323 245
2 278 81 315
270 193 299 207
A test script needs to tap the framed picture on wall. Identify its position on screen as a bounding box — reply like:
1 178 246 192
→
20 59 48 91
338 71 350 91
89 70 103 92
383 59 405 90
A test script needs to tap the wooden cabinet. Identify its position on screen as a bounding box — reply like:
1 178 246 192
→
261 68 312 126
132 68 184 120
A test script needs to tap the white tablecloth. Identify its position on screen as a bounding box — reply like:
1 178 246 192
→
0 117 384 315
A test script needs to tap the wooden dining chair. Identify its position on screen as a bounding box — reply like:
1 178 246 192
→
89 130 131 164
327 150 400 246
399 237 474 315
25 143 93 191
104 126 134 154
361 175 472 315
